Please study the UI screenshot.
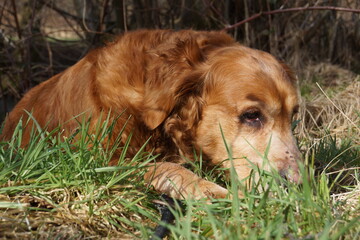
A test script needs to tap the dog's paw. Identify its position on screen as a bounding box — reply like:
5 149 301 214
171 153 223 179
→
197 179 229 199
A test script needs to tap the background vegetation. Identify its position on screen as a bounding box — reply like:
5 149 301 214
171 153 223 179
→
0 0 359 239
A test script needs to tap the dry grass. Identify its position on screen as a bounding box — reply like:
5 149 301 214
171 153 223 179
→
298 63 359 143
0 185 155 239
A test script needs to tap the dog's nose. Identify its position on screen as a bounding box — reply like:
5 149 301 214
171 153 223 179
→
279 169 288 179
281 146 302 184
279 167 302 184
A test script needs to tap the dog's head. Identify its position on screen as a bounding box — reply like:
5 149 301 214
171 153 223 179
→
142 31 302 183
195 46 301 183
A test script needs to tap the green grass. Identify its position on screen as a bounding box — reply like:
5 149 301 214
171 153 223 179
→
0 116 359 239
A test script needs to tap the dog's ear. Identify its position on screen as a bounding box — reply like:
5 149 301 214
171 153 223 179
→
164 96 203 158
142 38 205 130
164 72 204 158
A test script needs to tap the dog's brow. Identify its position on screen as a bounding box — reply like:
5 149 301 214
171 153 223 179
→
246 94 261 102
246 94 261 101
242 94 267 110
245 93 284 115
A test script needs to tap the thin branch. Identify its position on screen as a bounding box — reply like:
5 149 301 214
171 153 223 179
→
0 0 8 24
98 0 110 32
123 0 127 32
224 6 360 31
10 0 22 39
202 0 229 26
40 0 97 23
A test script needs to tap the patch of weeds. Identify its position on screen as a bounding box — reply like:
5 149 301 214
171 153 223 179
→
0 114 157 238
307 134 360 193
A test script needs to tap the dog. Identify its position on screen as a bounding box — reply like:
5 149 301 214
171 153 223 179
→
1 29 301 199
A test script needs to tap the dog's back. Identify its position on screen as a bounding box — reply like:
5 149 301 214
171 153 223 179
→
0 30 234 147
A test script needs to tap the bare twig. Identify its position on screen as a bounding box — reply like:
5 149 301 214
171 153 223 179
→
224 6 360 31
202 0 229 26
123 0 127 32
10 0 21 39
80 0 108 36
82 0 91 33
40 0 96 23
56 9 85 41
98 0 110 32
0 0 8 24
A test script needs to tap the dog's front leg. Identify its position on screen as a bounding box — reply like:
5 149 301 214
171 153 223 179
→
144 162 229 199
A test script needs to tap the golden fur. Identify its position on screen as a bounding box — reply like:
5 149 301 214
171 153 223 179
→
1 29 301 199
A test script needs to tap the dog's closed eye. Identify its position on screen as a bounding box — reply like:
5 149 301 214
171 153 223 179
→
240 109 264 128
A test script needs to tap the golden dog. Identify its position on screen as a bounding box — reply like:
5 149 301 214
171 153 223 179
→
1 30 301 199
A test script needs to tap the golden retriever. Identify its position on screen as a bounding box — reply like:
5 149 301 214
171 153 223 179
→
1 29 301 199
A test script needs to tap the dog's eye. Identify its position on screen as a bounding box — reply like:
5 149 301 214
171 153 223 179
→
240 109 263 127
